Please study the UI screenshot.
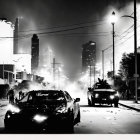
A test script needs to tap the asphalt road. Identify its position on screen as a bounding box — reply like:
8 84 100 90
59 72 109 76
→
75 104 140 134
0 102 140 134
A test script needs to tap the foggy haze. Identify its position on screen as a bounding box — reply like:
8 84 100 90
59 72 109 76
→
0 0 138 81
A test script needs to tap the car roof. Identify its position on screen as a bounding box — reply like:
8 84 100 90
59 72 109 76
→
29 90 64 93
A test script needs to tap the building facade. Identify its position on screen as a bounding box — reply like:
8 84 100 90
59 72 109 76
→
0 19 14 64
82 41 96 72
31 34 39 74
0 64 14 84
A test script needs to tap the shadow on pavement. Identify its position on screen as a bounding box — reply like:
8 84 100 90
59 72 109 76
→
80 104 116 108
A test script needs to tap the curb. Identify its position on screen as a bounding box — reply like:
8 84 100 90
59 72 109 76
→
119 103 140 112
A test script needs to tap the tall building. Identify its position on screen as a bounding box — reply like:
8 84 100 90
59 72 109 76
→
40 46 53 68
31 34 39 74
13 18 19 54
82 41 96 72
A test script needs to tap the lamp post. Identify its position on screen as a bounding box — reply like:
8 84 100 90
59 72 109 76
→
102 50 104 80
110 11 117 78
121 0 138 103
134 0 138 103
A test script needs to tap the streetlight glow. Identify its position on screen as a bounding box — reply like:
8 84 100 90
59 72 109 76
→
109 11 117 25
109 11 117 78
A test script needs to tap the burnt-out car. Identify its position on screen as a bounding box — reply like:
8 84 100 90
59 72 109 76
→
4 90 80 133
87 79 119 107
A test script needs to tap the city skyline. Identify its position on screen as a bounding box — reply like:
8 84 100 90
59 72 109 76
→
0 0 140 81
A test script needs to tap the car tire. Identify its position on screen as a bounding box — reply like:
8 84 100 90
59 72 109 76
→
74 110 80 125
91 98 95 106
66 111 74 133
4 121 12 132
77 110 80 123
67 122 74 133
114 102 118 107
88 98 91 106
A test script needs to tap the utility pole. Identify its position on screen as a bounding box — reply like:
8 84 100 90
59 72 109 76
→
101 46 112 80
110 11 116 79
134 0 138 103
121 0 138 103
3 62 4 80
94 65 96 84
112 17 115 78
52 58 61 89
102 50 104 80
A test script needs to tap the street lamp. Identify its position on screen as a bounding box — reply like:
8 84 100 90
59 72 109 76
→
121 0 138 103
102 50 104 80
110 11 117 78
134 0 138 103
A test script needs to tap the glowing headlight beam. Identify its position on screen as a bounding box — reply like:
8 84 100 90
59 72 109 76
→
33 114 47 123
7 104 20 113
110 95 114 99
95 94 99 98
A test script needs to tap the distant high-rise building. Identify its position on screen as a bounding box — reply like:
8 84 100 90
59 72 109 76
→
31 34 39 74
13 18 19 54
40 46 53 68
82 41 96 72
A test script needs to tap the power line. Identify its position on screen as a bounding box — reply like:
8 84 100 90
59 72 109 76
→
15 23 108 39
0 32 110 40
18 19 106 33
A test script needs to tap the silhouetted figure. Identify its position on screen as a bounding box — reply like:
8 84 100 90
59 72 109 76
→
19 91 23 100
125 84 131 100
7 89 14 104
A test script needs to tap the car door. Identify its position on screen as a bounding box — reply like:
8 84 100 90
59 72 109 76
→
64 91 78 120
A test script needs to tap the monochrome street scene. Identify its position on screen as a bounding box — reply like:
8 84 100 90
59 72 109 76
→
0 0 140 134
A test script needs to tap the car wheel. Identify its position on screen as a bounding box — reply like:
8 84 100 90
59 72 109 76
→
91 98 95 106
114 102 118 107
74 110 80 125
88 98 91 106
4 121 12 132
77 110 80 123
67 122 74 133
66 111 74 133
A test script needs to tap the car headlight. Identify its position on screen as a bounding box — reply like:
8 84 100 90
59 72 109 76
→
7 104 20 113
33 114 48 123
110 95 114 99
95 93 99 98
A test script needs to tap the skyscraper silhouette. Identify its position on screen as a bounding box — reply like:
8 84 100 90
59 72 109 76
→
31 34 39 74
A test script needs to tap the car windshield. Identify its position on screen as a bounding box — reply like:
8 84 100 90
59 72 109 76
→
95 84 111 89
19 90 65 103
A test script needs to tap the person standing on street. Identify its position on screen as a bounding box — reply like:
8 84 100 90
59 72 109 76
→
7 88 15 104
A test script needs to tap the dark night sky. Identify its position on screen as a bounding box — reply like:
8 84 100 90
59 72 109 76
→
0 0 137 81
